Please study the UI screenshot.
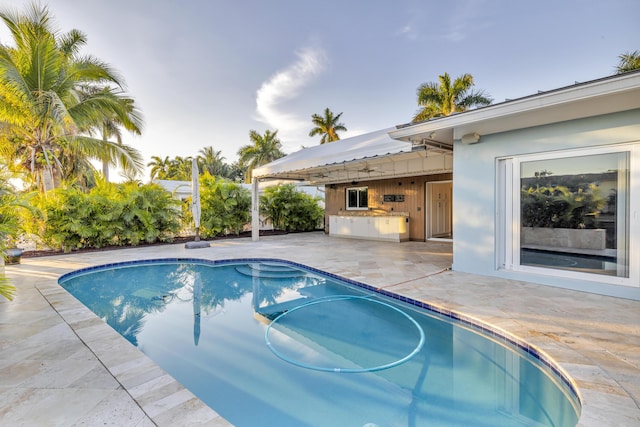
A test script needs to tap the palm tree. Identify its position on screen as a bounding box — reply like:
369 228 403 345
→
147 156 173 180
309 108 347 144
0 3 144 192
93 93 144 182
147 155 194 181
119 167 142 185
168 156 192 181
616 50 640 73
237 129 285 182
198 146 229 178
413 72 492 122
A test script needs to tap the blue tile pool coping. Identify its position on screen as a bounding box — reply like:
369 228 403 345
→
59 256 582 413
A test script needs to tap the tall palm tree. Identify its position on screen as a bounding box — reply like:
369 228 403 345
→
616 50 640 74
237 129 285 182
309 108 347 144
0 3 144 191
413 72 492 122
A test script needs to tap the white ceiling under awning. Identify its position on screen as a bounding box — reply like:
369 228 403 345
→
253 127 453 184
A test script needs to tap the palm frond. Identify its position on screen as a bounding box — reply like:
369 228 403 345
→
58 29 87 57
616 50 640 74
309 108 346 143
414 72 492 121
0 275 15 301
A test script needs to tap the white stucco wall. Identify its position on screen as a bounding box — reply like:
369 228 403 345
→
452 109 640 300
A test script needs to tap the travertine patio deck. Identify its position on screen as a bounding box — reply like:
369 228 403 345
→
1 232 638 426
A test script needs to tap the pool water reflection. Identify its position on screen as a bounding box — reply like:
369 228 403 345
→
60 259 580 426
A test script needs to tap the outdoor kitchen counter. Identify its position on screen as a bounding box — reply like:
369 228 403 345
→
329 214 410 242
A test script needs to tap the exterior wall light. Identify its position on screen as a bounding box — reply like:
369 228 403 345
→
461 132 480 144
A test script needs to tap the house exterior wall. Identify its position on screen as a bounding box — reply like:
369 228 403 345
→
452 109 640 299
324 173 452 241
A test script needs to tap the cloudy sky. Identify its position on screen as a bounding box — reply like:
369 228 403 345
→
1 0 637 179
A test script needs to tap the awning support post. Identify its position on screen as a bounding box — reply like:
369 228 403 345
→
251 177 259 241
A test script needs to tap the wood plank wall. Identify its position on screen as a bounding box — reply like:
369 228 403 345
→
323 173 452 241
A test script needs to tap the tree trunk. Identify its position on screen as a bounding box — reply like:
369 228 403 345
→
42 168 55 192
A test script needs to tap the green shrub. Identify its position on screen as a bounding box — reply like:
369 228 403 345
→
32 181 181 252
119 182 183 244
198 173 251 237
260 184 324 232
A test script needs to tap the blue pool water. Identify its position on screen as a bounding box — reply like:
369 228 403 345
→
59 259 580 426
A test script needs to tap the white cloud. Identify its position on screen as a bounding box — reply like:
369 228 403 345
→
255 46 327 149
396 24 419 41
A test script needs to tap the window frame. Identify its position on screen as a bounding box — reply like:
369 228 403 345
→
346 186 369 211
497 143 639 287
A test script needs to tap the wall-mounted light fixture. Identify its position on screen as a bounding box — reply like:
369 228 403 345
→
461 132 480 144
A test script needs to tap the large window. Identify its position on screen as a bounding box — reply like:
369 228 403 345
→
346 187 368 210
498 145 637 286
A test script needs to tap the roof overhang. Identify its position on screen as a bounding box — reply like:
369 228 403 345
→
253 127 452 184
390 71 640 145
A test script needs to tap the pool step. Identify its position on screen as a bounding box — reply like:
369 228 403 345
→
235 263 307 279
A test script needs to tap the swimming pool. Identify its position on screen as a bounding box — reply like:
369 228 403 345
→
59 259 580 426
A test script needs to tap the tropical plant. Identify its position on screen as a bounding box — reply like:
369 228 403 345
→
198 146 229 178
167 156 192 181
147 155 172 180
0 174 23 247
616 50 640 73
225 161 247 183
91 93 144 182
198 173 251 237
309 108 347 144
237 129 285 183
118 182 182 244
147 155 192 181
31 180 180 252
0 181 18 299
413 72 492 122
0 169 32 300
0 275 13 301
260 184 324 232
0 3 144 192
119 167 143 184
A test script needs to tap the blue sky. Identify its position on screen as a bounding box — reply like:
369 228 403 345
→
1 0 638 180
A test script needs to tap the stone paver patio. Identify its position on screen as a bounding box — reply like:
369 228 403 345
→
1 232 638 426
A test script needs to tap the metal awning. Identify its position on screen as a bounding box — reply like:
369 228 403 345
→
253 127 452 184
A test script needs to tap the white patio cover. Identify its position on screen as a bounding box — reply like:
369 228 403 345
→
252 127 411 181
